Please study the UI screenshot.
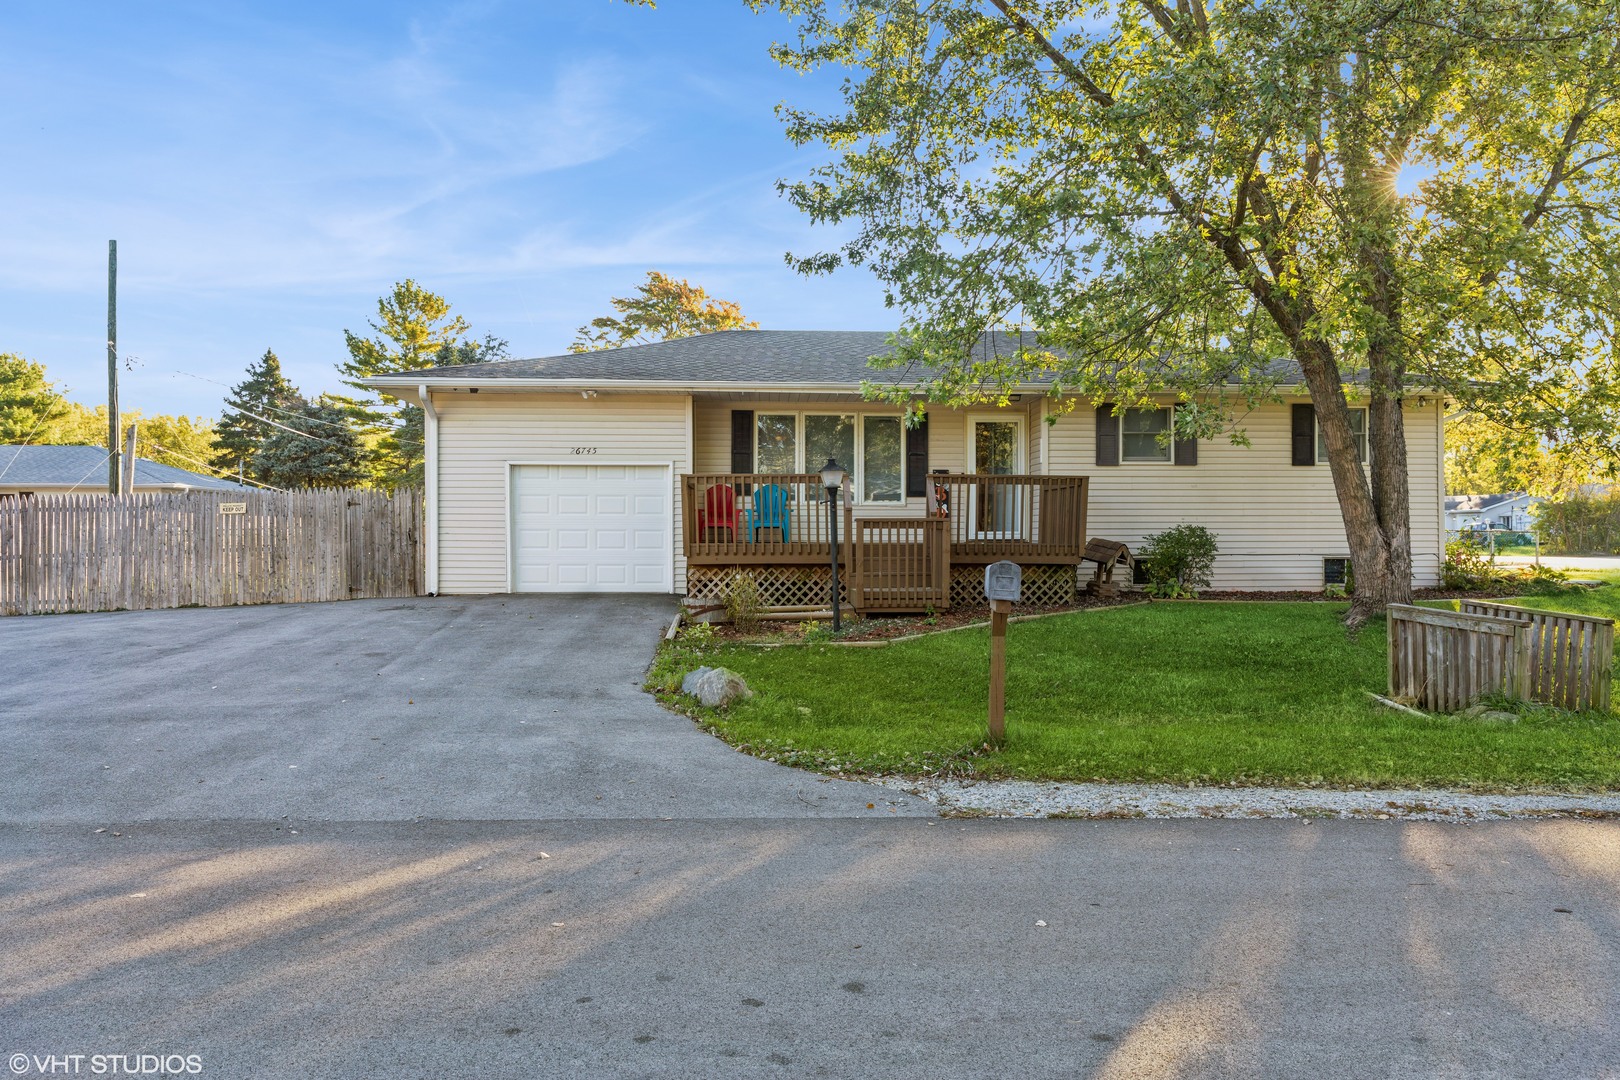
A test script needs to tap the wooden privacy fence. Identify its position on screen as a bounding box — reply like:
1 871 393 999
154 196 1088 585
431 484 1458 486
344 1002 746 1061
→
1388 602 1614 713
1460 600 1614 712
0 488 423 616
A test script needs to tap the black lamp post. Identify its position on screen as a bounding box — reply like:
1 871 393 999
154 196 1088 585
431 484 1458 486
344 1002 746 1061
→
820 458 847 633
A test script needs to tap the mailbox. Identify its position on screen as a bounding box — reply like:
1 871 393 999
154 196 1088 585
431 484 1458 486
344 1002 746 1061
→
984 560 1022 603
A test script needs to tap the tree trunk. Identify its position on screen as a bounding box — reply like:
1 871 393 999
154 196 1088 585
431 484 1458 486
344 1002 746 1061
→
1292 338 1413 627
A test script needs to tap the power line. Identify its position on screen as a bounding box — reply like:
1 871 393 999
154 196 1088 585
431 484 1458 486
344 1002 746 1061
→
64 449 115 493
225 397 354 431
144 440 282 491
170 368 405 429
0 380 85 484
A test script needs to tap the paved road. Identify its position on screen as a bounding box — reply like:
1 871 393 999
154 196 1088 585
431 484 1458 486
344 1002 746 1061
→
1495 554 1620 573
2 598 1616 1079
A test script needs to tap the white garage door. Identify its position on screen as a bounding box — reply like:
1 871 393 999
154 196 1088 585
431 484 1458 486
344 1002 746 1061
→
510 464 671 592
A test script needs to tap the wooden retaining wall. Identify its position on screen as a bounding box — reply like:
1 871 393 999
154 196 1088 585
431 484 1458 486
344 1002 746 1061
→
1459 600 1614 712
0 488 423 616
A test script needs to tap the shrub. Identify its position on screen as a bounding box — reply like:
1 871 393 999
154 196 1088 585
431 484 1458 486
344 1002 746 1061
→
1441 537 1506 590
1137 524 1219 598
679 619 716 647
725 571 765 632
800 620 834 644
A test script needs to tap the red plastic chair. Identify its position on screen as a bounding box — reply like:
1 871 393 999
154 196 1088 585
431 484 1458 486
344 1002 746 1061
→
697 484 743 541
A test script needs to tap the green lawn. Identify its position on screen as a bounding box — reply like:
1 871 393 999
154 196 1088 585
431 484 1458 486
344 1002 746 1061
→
655 586 1620 791
1502 570 1620 619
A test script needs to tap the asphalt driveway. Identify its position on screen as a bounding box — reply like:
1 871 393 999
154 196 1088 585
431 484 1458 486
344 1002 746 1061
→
0 595 926 822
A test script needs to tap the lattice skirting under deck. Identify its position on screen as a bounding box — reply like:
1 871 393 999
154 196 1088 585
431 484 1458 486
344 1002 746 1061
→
687 563 1081 611
685 565 849 609
948 564 1080 608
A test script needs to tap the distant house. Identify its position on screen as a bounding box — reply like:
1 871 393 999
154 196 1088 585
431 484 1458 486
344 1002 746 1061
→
1445 493 1538 533
0 445 247 497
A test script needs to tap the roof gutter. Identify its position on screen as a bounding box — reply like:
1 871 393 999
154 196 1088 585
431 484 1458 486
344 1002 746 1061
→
419 383 439 595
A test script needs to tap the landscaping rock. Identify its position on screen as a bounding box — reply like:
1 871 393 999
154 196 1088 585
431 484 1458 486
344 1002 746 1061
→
690 667 752 709
680 667 715 696
1460 703 1518 723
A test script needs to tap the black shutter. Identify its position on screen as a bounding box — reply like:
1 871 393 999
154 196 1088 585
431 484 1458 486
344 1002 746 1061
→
905 413 929 498
1291 403 1316 466
731 410 755 473
1095 404 1119 466
1173 432 1197 466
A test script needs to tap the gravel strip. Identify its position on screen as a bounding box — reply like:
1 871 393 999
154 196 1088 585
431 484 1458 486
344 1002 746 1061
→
872 776 1620 821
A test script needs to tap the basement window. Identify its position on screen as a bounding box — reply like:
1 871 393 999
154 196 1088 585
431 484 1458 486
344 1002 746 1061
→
1323 557 1351 589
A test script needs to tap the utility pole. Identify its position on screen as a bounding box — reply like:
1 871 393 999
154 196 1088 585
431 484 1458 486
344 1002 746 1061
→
121 424 138 495
107 240 119 495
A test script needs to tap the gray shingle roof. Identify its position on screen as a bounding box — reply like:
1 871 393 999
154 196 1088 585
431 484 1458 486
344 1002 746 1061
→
0 445 247 490
379 329 1308 387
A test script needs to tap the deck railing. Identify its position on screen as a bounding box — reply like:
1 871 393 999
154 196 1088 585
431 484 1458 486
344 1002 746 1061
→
682 473 852 564
930 474 1088 563
851 517 950 611
681 472 1088 565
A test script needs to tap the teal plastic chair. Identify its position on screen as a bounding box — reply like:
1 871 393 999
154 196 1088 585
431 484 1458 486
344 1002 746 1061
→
747 484 793 543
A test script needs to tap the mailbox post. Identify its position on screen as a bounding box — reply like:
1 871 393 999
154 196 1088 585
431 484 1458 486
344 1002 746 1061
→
984 561 1022 744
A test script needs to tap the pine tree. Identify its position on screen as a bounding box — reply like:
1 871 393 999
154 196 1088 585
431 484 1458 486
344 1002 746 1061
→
256 396 369 489
334 280 472 484
569 272 757 353
213 349 298 483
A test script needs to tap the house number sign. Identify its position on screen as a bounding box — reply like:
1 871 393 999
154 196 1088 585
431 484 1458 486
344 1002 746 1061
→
570 447 598 455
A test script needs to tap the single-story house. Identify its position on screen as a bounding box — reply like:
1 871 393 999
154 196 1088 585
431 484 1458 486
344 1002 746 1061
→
365 330 1445 607
1444 493 1538 534
0 444 248 497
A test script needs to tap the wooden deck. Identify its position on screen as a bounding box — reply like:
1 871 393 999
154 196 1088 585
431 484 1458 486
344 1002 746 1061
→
680 473 1088 612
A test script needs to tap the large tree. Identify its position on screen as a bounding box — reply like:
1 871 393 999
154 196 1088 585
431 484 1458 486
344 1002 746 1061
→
212 348 299 484
569 271 758 352
336 280 473 485
0 353 70 443
1444 413 1606 497
750 0 1620 623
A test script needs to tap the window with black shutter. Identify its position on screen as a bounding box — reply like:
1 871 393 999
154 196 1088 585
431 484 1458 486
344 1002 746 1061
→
1095 404 1119 466
1291 404 1316 466
905 414 928 498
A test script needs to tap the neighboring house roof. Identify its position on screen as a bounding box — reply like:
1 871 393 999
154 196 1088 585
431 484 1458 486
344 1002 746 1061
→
365 329 1317 392
1445 493 1524 514
0 445 246 491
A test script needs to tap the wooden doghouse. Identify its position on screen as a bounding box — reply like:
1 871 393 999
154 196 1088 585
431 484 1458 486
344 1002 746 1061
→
1081 539 1132 599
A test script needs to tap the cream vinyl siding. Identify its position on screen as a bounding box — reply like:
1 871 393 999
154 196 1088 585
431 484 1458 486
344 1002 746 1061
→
1047 399 1445 589
434 393 690 594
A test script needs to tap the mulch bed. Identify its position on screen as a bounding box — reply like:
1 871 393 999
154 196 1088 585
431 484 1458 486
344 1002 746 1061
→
1195 586 1530 603
700 585 1556 645
703 593 1139 644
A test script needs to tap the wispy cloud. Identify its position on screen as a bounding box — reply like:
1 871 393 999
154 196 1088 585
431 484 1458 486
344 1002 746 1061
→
0 2 893 415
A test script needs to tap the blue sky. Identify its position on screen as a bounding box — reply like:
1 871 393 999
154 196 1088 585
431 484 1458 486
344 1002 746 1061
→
0 1 890 419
